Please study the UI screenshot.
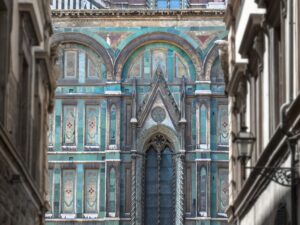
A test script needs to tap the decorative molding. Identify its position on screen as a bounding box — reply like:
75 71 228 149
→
239 13 265 58
19 2 42 43
51 9 225 18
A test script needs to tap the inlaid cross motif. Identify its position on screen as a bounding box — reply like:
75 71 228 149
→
88 187 95 194
89 121 95 129
67 122 73 129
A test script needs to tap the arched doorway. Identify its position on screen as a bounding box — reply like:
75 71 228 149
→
144 134 175 225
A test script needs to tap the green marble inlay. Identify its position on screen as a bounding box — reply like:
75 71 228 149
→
99 164 106 217
101 101 107 150
54 100 62 151
76 164 84 217
53 167 61 217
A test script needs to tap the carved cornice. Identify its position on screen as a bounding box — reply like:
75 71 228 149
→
239 13 265 58
51 9 225 19
19 2 42 44
256 0 281 27
227 62 247 96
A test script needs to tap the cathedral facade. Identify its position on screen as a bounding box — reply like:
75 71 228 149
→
47 3 228 225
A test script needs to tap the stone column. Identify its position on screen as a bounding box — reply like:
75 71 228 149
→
130 78 138 225
176 76 187 225
175 150 185 225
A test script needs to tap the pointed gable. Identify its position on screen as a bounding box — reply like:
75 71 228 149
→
137 66 181 128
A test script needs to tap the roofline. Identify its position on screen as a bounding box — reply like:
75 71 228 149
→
51 8 225 18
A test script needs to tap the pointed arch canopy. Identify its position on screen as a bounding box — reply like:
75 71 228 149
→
202 43 223 81
114 32 202 81
51 32 113 80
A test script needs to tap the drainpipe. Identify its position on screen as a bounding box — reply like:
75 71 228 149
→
288 0 297 224
280 0 297 224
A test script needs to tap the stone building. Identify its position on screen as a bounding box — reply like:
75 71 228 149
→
0 0 55 225
46 2 229 225
220 0 300 225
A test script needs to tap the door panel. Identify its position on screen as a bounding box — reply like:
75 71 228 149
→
144 148 158 225
159 147 174 225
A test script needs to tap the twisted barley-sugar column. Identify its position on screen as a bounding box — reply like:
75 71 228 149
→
175 153 185 225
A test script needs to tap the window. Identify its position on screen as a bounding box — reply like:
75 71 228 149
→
198 166 207 214
109 105 116 145
47 169 53 213
185 165 192 213
125 167 131 213
200 104 207 144
108 167 116 215
48 113 55 146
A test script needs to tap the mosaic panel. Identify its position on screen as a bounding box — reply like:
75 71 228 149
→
211 57 224 82
63 105 77 145
109 168 116 213
200 104 207 144
62 170 76 213
129 52 143 78
64 51 77 79
60 43 106 82
152 49 167 76
218 168 229 213
85 105 99 145
124 43 195 81
85 169 98 213
218 105 229 145
175 54 189 78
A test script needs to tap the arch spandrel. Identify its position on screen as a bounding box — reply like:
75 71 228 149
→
114 32 202 81
51 32 114 80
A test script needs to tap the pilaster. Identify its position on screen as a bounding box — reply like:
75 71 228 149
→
76 164 84 217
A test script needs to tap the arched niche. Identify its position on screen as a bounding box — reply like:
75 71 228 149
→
51 32 113 80
114 32 202 81
122 43 196 82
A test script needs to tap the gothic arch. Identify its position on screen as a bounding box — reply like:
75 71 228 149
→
51 32 113 80
202 43 220 81
114 32 202 81
136 124 180 154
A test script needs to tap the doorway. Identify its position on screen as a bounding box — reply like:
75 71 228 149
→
144 134 175 225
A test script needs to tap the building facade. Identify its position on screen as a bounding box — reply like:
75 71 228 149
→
220 0 300 224
0 0 55 225
46 5 229 225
